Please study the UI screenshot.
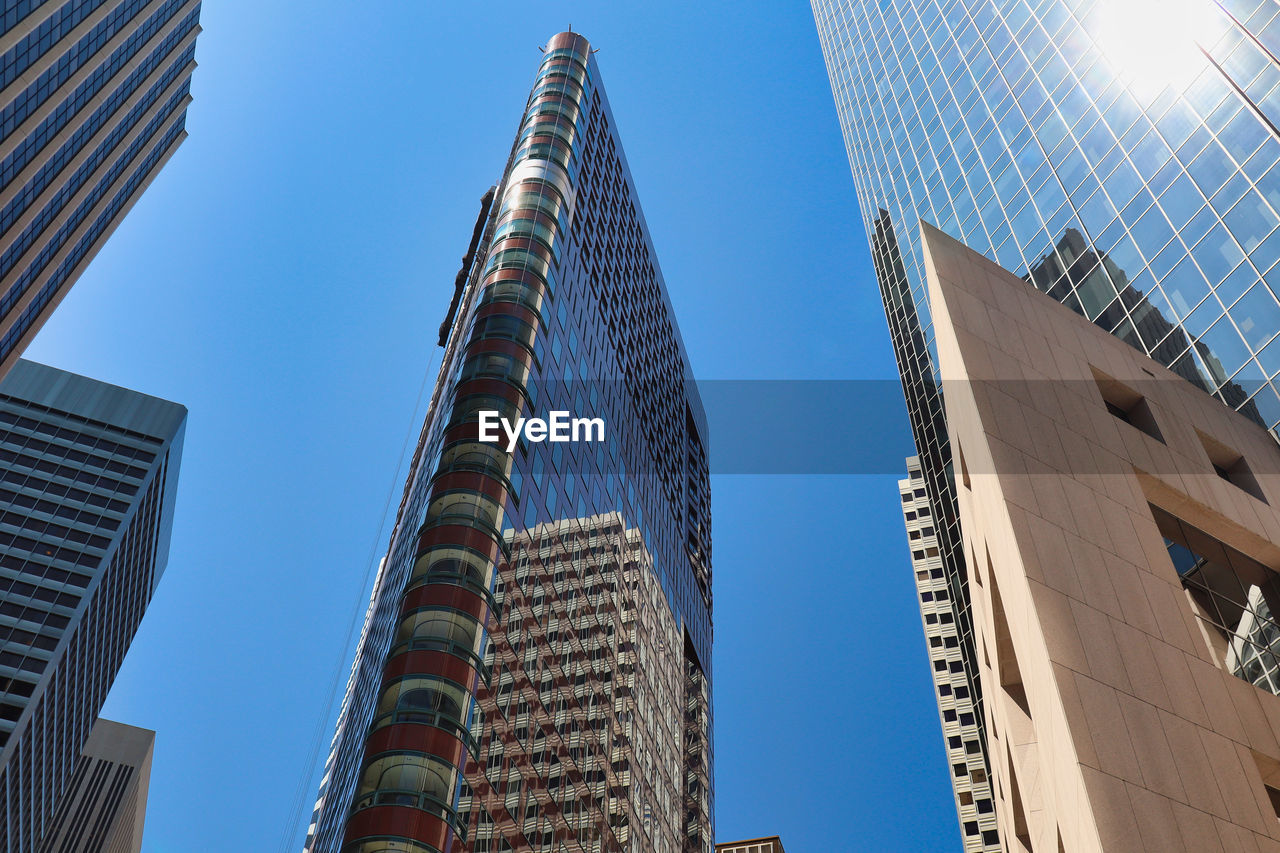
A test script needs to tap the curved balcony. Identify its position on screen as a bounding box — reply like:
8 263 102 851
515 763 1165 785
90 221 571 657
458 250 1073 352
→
350 789 467 840
368 708 480 759
430 461 514 497
341 836 443 853
388 636 490 685
405 568 500 616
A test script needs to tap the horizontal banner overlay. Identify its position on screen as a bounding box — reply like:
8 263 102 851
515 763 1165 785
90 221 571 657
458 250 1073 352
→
481 379 1280 474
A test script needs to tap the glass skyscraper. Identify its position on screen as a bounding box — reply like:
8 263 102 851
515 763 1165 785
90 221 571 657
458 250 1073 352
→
0 0 202 377
302 31 713 853
0 358 185 853
813 0 1280 844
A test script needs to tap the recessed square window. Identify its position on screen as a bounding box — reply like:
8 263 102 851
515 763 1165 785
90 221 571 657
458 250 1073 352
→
1197 428 1267 503
1091 366 1164 443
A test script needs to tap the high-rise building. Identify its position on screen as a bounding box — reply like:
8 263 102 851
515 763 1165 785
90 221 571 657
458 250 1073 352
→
924 220 1280 852
813 0 1280 841
36 717 155 853
715 837 786 853
0 0 202 378
0 358 185 853
302 31 713 853
900 458 1001 852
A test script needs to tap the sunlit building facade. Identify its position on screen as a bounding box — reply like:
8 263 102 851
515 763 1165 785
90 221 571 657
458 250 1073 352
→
0 0 203 377
302 31 713 853
814 0 1280 844
0 359 185 853
926 220 1280 852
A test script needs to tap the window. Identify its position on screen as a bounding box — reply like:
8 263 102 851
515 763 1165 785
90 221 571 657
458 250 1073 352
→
1197 428 1267 502
1253 751 1280 820
1154 504 1280 696
1091 366 1164 442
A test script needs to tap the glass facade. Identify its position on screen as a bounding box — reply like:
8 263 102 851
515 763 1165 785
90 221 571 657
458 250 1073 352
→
0 0 201 377
812 0 1280 847
302 32 713 853
0 359 185 853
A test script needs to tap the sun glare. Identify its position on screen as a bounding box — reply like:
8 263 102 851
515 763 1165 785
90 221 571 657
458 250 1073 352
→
1094 0 1215 98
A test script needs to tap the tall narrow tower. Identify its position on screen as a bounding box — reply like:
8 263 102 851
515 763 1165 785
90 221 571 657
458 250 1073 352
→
303 31 713 853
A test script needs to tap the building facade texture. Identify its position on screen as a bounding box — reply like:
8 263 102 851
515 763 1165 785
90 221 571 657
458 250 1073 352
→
302 31 713 853
714 837 785 853
36 717 154 853
901 457 1001 852
0 0 202 377
924 220 1280 851
0 359 184 853
813 0 1280 842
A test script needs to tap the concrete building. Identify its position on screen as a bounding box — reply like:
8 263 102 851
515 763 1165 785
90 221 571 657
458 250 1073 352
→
302 31 713 853
37 718 154 853
458 513 690 853
812 4 1280 843
0 0 202 377
902 458 1001 851
925 219 1280 851
0 359 185 853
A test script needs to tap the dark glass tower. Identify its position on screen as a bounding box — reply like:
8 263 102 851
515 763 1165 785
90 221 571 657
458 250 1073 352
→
814 0 1280 846
0 358 185 853
0 0 202 377
303 31 713 853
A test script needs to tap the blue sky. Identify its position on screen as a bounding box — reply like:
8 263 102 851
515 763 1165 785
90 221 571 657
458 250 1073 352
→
25 2 960 850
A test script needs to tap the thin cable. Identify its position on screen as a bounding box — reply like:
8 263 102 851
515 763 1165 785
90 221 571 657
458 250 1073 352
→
277 343 443 853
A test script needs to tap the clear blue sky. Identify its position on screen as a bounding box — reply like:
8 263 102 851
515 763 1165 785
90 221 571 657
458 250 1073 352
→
25 2 961 850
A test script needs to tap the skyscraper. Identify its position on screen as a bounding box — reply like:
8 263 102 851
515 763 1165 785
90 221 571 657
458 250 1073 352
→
0 358 185 853
924 220 1280 852
813 0 1280 839
36 718 155 853
0 0 202 377
302 31 713 853
900 458 1000 852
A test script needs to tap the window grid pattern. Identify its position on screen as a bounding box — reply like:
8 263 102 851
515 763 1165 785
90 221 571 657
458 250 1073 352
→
0 365 183 853
813 2 1280 847
0 0 199 371
303 32 712 853
901 460 1001 852
1155 504 1280 696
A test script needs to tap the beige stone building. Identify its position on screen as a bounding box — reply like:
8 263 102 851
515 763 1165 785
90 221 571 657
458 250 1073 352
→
924 220 1280 851
36 719 154 853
